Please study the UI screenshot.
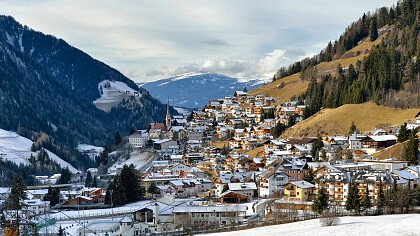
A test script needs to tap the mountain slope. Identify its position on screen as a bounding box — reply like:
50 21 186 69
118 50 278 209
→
142 72 265 108
282 103 418 138
0 16 171 169
0 129 78 173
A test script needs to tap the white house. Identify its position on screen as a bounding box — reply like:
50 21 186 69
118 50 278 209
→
128 130 149 148
259 170 289 198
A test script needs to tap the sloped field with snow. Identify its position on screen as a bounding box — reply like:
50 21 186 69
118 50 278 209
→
93 80 140 111
0 129 78 173
202 214 420 236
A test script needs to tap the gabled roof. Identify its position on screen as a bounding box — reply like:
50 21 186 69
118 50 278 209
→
228 182 257 191
289 180 315 189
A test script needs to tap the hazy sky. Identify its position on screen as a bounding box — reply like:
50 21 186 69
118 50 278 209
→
0 0 397 82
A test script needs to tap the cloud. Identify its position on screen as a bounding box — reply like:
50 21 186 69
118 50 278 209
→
201 39 232 47
145 48 309 81
0 0 398 82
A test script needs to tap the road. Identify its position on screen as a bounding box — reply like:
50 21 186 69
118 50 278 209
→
138 151 159 173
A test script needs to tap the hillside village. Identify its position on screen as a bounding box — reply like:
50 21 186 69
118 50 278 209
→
1 87 419 235
2 1 420 235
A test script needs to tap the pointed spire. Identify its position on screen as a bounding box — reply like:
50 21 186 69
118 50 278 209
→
166 97 170 117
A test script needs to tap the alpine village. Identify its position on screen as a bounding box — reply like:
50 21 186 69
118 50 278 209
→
0 1 420 236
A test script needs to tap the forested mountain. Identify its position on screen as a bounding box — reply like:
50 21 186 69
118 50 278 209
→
271 0 420 119
0 16 172 170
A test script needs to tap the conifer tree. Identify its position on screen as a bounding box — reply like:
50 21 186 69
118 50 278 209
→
349 122 358 135
312 187 329 214
114 131 122 145
4 176 27 235
85 171 93 187
403 133 419 164
369 17 378 41
58 225 65 236
376 179 385 214
58 167 71 184
346 182 361 212
361 183 372 213
398 123 410 142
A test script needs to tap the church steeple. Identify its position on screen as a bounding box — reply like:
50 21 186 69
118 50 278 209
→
166 98 171 130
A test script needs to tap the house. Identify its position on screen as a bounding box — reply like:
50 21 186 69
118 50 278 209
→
23 199 50 215
222 182 257 202
361 135 397 154
258 170 289 198
283 180 315 201
128 130 149 148
173 204 247 227
152 139 177 151
188 129 204 141
348 133 366 150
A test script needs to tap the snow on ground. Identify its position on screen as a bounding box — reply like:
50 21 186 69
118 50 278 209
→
109 151 151 171
77 144 104 153
0 129 78 173
93 80 140 112
201 214 420 236
174 107 191 116
77 143 104 161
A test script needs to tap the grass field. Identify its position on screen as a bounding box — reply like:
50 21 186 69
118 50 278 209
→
281 102 419 138
371 142 406 160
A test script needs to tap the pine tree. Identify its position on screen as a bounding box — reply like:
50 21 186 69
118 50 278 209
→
312 187 329 214
92 176 98 187
58 167 71 184
114 131 122 145
58 225 64 236
369 16 378 42
85 171 93 187
398 123 410 142
4 176 27 235
403 134 419 164
147 182 158 195
376 179 385 214
303 170 315 184
43 187 60 206
361 183 372 213
346 182 361 212
349 121 358 135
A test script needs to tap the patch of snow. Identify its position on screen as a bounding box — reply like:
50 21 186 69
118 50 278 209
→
170 72 207 82
108 151 151 172
201 214 420 236
77 144 104 161
18 32 24 52
5 32 14 45
93 80 140 112
173 107 190 116
0 129 78 173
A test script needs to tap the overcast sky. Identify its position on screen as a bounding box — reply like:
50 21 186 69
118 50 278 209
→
0 0 397 82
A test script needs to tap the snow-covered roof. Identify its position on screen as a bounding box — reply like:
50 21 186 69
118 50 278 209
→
228 182 257 191
393 170 418 180
289 180 315 189
173 204 247 213
367 135 397 142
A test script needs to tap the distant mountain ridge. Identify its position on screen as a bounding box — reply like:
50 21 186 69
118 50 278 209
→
141 72 266 108
0 15 172 169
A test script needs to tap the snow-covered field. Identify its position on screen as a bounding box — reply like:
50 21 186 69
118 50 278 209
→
109 151 151 171
0 129 78 173
77 143 104 160
93 80 140 111
201 214 420 236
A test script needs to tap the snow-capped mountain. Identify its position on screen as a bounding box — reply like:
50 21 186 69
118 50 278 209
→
141 72 267 108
